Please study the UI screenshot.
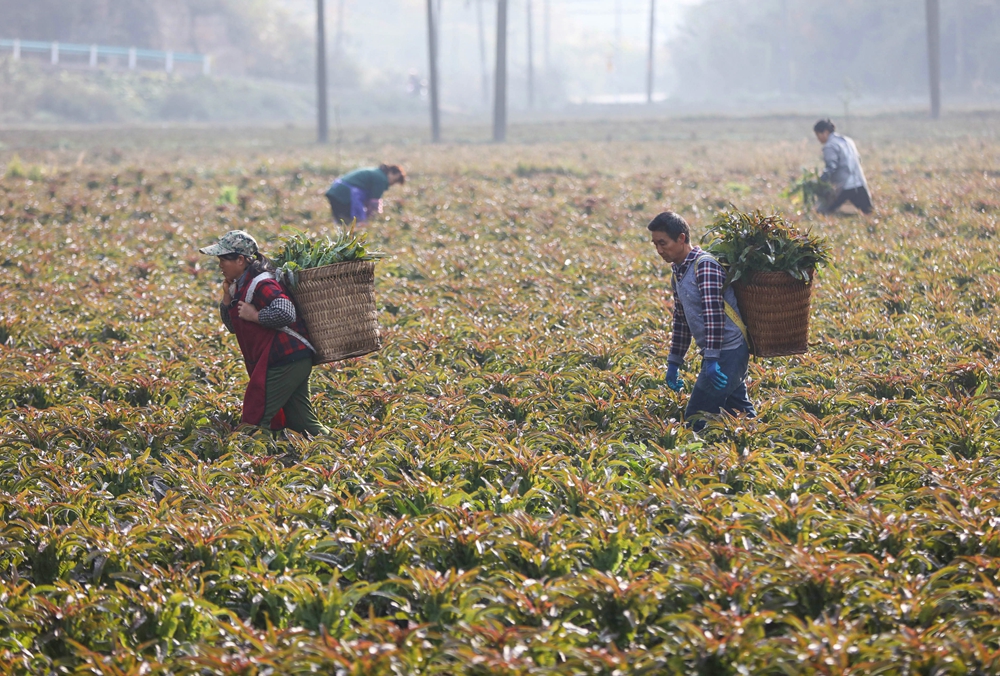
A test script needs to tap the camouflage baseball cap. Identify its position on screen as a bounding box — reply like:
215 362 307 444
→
199 230 259 257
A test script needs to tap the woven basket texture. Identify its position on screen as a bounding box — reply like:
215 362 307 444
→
292 260 380 364
734 271 813 357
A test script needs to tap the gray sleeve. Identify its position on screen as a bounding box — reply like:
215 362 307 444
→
258 297 297 329
219 302 235 333
820 143 839 183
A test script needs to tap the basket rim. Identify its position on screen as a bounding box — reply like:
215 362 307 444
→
296 258 377 279
736 269 814 286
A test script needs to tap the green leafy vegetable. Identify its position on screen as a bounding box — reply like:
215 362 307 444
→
216 185 239 206
2 118 999 674
783 168 834 209
703 209 830 285
272 226 386 287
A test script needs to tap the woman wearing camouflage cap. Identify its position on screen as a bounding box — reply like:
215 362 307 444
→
200 230 328 437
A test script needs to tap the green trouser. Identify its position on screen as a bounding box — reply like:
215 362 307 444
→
260 357 328 437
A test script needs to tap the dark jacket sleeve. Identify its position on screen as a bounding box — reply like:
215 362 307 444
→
219 302 235 333
253 279 297 329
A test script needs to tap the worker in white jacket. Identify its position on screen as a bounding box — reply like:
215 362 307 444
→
814 118 873 215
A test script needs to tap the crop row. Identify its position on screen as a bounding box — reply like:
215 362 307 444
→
1 128 1000 673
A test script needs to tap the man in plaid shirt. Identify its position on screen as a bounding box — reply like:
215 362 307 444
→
649 212 755 431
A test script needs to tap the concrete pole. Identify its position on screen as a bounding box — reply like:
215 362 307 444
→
646 0 655 103
426 0 441 142
493 0 508 142
779 0 791 93
334 0 345 63
477 0 490 105
614 0 622 97
12 39 20 60
51 42 59 65
128 47 137 70
317 0 329 143
544 0 550 70
90 44 98 68
926 0 941 119
166 51 174 73
527 0 534 108
955 1 965 89
202 55 211 76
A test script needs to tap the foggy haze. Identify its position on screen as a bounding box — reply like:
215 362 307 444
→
275 0 704 109
0 0 997 125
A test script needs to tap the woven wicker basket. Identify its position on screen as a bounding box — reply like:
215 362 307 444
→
733 271 814 357
290 260 381 364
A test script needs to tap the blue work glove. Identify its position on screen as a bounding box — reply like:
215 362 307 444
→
665 363 683 391
702 359 728 391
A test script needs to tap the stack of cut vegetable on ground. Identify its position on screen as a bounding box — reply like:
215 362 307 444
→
784 168 835 209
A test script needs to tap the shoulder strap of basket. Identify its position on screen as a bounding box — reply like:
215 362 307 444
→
694 253 749 346
278 326 316 354
723 301 748 346
244 272 274 302
244 272 317 354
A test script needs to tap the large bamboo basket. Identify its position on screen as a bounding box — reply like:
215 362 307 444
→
290 260 381 364
733 271 814 357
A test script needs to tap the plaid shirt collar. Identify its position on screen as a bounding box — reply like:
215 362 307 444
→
672 246 704 279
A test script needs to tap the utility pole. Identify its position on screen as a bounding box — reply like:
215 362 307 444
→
334 0 345 62
477 0 490 105
427 0 441 142
779 0 791 94
527 0 534 108
646 0 655 103
614 0 622 97
317 0 329 144
926 0 941 119
493 0 508 142
544 0 550 70
955 0 965 90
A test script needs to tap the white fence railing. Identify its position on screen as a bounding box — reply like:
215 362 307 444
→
0 39 211 75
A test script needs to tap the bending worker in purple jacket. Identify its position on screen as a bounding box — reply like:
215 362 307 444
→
649 211 756 432
325 164 406 225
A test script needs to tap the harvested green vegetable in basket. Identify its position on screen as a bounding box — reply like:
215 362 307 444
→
703 209 830 285
273 227 385 288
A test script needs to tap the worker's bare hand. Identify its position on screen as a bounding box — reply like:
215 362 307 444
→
237 301 259 323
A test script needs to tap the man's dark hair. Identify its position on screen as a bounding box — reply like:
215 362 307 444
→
647 211 690 243
813 118 836 134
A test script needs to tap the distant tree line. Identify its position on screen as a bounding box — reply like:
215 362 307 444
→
670 0 1000 99
0 0 157 48
0 0 322 83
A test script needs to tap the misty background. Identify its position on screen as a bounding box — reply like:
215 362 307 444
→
0 0 998 126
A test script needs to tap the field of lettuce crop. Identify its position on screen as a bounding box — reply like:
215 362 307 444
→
2 113 1000 674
